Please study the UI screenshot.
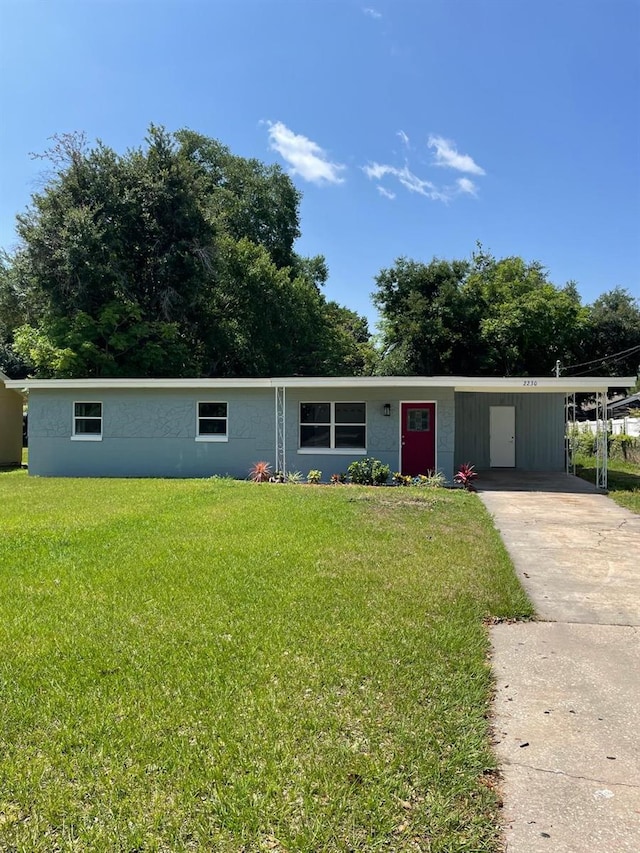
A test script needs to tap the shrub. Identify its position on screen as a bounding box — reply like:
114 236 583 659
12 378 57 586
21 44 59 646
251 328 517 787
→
348 457 390 486
609 433 639 462
306 469 322 484
393 472 412 487
373 464 390 486
569 428 640 464
286 470 303 484
454 463 478 491
330 473 346 484
414 470 447 488
567 423 596 456
249 461 272 483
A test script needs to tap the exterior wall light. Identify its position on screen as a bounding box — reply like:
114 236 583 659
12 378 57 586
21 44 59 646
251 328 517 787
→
383 403 391 417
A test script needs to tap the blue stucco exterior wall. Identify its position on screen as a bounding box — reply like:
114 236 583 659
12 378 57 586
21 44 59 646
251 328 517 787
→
27 385 457 481
27 388 275 478
454 391 565 471
282 386 455 482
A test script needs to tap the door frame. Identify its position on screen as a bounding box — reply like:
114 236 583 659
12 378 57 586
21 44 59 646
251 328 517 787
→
489 405 516 468
399 400 438 474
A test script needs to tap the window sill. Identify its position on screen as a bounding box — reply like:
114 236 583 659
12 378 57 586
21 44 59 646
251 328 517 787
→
297 448 366 455
195 435 229 443
71 435 103 442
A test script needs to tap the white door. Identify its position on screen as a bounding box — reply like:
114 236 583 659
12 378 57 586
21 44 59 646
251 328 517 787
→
490 406 515 467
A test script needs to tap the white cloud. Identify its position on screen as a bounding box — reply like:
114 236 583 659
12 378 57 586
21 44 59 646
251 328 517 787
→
266 121 345 185
456 177 478 196
362 162 392 181
377 186 396 200
363 131 486 202
363 161 442 199
428 134 485 175
363 7 382 18
395 165 436 196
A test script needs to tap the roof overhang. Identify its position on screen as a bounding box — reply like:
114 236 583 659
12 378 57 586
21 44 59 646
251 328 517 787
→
4 375 636 393
0 371 27 399
451 377 635 393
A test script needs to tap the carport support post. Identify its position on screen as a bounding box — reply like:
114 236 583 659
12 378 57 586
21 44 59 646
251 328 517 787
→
565 392 577 475
275 386 286 476
595 389 608 490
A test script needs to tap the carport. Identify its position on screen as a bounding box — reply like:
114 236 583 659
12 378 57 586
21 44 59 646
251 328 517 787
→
453 376 633 490
476 469 599 493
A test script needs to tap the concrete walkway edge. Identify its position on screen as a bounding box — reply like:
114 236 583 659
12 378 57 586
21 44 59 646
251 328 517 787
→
476 472 640 852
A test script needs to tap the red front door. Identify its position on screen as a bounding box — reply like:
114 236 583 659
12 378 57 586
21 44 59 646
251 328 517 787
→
401 402 436 475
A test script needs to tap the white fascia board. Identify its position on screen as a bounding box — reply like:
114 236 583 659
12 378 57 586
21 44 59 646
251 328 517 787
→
6 375 464 391
453 377 636 393
275 375 468 389
5 377 274 391
5 375 635 393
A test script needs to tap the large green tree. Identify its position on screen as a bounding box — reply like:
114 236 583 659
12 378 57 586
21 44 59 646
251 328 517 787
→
577 288 640 378
4 127 369 378
372 246 604 377
372 256 474 375
464 248 588 376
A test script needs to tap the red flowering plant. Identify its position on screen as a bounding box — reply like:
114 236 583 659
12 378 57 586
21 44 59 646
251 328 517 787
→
249 461 272 483
453 463 478 491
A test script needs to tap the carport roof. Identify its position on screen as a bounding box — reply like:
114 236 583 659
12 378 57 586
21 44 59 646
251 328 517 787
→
4 375 635 393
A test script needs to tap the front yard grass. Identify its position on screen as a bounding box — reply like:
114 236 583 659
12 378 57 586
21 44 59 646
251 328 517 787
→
574 454 640 514
0 472 532 852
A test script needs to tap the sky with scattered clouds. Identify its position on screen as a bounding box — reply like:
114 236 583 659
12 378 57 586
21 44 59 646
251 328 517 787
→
1 0 638 329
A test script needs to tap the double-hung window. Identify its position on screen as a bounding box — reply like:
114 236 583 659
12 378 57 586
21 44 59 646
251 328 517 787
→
72 402 102 440
196 402 228 441
299 402 366 451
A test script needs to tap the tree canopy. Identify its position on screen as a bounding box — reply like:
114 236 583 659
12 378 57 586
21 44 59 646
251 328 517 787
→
1 130 637 382
372 246 640 379
2 127 370 379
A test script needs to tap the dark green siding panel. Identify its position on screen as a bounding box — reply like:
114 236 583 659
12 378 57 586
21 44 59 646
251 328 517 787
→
454 392 565 471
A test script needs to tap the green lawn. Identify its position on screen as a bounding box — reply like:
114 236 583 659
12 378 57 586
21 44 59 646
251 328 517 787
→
0 472 532 852
574 454 640 514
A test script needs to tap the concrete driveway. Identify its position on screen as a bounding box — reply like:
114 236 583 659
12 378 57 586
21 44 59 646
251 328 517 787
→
477 472 640 852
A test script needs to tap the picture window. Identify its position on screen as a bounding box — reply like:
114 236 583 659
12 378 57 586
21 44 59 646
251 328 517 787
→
300 402 366 449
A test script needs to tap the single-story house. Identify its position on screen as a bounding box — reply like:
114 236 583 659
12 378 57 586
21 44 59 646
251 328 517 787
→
612 393 640 417
580 392 640 421
1 374 633 487
0 370 23 467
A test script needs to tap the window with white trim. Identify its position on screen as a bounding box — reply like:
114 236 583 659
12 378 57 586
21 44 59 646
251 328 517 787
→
196 401 228 441
299 402 366 450
73 401 102 440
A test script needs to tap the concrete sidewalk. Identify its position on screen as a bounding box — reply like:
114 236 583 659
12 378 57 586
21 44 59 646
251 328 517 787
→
477 472 640 852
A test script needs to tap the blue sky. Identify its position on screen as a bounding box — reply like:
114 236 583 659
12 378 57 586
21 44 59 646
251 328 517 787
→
1 0 639 329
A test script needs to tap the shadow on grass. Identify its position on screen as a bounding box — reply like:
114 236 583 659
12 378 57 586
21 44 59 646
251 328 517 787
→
576 463 640 492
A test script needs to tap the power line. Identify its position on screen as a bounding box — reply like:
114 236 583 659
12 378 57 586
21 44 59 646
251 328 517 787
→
563 343 640 373
570 350 640 376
